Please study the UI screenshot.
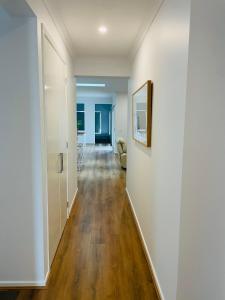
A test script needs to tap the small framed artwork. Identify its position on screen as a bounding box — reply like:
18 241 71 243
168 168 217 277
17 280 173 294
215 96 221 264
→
132 80 153 147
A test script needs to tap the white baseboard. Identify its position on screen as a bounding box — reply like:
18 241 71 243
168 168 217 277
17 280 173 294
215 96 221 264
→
0 270 50 288
125 188 165 300
0 280 45 287
44 269 50 285
68 188 78 217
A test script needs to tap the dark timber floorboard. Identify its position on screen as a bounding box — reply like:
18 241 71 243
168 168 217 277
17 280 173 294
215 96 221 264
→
15 145 158 300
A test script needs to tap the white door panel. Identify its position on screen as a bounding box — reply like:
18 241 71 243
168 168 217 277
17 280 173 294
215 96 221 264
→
59 83 68 232
43 32 68 265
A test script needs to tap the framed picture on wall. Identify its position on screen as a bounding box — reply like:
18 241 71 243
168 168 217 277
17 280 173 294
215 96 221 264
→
132 80 153 147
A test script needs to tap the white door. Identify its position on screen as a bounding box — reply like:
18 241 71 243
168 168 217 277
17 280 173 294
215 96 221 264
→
58 78 68 232
43 32 68 265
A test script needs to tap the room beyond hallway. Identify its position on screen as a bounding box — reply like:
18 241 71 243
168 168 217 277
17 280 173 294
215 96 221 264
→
16 145 158 300
76 76 128 154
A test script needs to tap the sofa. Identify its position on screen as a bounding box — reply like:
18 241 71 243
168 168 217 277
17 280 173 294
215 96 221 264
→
117 138 127 169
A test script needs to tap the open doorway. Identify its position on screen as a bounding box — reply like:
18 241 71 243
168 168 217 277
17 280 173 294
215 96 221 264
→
95 104 112 144
76 76 128 170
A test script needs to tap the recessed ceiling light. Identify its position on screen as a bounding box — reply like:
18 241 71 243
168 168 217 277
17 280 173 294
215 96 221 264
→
76 83 106 88
98 26 108 34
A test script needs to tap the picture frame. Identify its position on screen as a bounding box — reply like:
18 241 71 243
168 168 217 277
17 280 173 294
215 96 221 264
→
132 80 153 147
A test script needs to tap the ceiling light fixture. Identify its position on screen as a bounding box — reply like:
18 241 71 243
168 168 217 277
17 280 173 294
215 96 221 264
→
76 83 106 88
98 26 108 34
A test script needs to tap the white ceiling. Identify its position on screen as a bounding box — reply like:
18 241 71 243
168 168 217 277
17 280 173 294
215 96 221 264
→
43 0 160 57
76 76 128 98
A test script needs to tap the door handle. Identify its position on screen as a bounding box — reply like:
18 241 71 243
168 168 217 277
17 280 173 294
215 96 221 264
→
58 153 64 173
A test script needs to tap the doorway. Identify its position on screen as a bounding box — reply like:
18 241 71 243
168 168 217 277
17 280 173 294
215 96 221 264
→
95 104 112 144
75 76 129 170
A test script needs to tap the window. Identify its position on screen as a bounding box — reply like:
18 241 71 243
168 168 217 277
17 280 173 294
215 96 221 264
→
95 111 101 134
77 103 85 132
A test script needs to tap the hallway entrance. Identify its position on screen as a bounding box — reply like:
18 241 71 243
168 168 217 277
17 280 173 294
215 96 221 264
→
16 146 158 300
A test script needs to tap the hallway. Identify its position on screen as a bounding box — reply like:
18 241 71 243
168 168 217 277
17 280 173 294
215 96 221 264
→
1 0 224 299
18 146 158 300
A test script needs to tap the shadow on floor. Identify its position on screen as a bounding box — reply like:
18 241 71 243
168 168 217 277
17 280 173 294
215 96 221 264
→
0 291 18 300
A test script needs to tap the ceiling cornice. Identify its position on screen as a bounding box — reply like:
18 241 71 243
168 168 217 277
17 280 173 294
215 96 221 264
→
129 0 165 62
42 0 76 61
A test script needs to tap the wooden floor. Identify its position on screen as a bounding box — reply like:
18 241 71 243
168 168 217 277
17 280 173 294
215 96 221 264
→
15 145 158 300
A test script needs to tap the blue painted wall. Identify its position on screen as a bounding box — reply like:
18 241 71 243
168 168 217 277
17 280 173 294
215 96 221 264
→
95 104 112 135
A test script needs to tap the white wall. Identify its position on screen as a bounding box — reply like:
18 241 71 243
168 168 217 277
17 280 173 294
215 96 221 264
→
113 93 128 151
75 56 130 77
0 12 45 285
177 1 225 299
77 97 113 144
126 1 190 299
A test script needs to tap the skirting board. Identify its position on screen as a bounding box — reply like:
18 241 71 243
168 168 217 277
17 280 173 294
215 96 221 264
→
0 282 44 287
68 188 78 216
125 188 165 300
0 270 50 289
